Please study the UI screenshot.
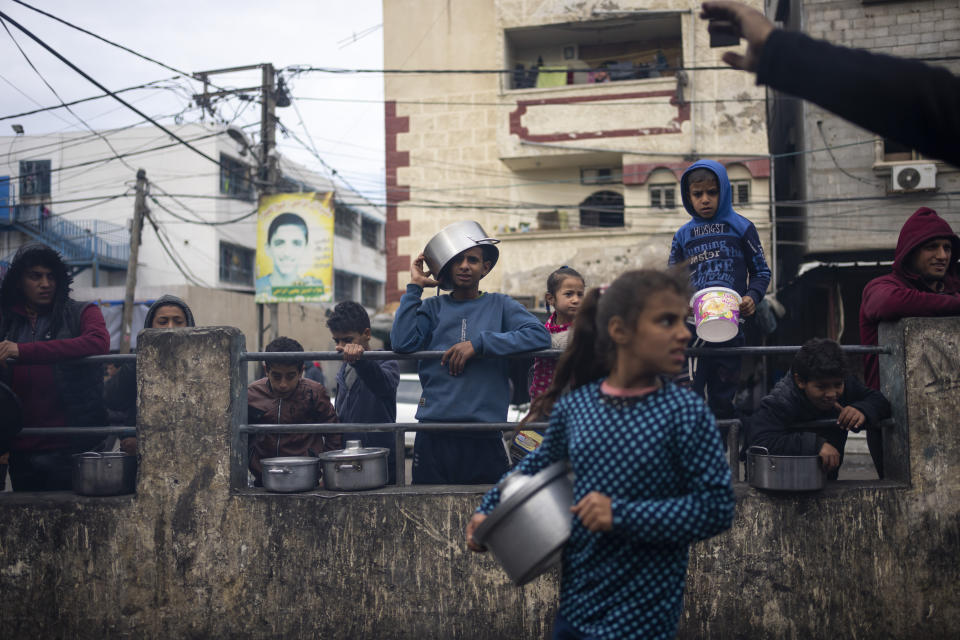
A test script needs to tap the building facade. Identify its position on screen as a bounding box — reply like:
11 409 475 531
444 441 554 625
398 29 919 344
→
384 0 772 305
0 124 385 305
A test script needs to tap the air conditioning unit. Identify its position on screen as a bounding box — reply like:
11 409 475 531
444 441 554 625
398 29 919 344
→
891 163 937 192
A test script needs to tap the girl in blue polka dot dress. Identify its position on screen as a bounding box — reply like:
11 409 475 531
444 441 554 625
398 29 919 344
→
466 269 735 640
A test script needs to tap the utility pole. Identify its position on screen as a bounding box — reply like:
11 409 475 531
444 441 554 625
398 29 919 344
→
260 63 280 346
120 169 148 354
192 63 281 351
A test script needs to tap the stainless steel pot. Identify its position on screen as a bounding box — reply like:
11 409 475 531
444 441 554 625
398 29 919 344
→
72 451 137 496
261 456 320 493
472 461 574 585
745 446 826 491
423 221 500 290
318 440 389 491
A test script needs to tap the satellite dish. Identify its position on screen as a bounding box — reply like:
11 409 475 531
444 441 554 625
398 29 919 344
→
897 167 921 190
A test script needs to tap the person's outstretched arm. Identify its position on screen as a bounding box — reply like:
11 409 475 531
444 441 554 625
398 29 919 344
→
701 0 960 167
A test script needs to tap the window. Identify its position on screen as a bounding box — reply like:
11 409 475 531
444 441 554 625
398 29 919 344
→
361 218 380 249
537 210 562 230
334 270 357 302
506 15 683 89
334 201 358 239
219 241 255 285
219 154 253 201
579 190 624 228
581 168 622 185
361 278 381 308
882 138 921 163
731 180 750 205
650 184 676 210
19 159 51 198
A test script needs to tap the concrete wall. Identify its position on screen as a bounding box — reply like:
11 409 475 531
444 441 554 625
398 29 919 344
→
1 317 959 638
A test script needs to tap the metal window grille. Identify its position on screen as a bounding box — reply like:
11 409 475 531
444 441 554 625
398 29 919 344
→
219 241 255 285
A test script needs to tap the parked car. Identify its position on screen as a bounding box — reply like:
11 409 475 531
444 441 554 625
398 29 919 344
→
396 373 421 454
396 372 527 456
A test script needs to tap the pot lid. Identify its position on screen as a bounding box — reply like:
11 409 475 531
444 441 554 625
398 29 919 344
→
73 451 134 460
317 440 389 461
260 456 320 466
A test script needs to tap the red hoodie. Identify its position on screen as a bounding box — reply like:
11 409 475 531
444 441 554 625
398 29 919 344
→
859 207 960 389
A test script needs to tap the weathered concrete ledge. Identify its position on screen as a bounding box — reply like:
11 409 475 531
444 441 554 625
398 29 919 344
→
1 319 958 638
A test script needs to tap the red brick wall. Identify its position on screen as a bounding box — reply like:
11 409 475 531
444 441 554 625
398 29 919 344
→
385 101 411 303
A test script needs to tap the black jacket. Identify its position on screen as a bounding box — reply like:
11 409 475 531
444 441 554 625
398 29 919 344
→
104 295 196 425
748 372 891 458
0 244 107 441
757 29 960 167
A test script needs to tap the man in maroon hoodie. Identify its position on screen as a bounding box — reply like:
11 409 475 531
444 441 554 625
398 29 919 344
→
0 243 110 491
859 207 960 477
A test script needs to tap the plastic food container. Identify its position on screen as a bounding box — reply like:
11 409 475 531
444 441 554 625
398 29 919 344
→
690 286 742 342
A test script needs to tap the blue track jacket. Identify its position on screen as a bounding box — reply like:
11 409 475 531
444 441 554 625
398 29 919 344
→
668 160 771 304
390 285 550 425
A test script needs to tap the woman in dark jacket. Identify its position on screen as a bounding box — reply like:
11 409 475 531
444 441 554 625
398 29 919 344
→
104 295 195 453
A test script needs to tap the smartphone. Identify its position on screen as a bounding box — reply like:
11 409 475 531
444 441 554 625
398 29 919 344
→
708 20 740 48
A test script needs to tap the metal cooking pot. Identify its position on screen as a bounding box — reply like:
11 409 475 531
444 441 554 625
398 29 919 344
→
745 446 826 491
423 221 500 290
317 440 389 491
72 451 137 496
261 456 320 493
473 461 574 585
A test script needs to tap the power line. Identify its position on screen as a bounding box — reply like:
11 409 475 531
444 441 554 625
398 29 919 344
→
5 130 223 183
2 18 141 176
0 77 179 122
276 118 384 214
0 9 226 171
10 0 222 89
143 207 209 288
285 57 960 75
148 191 258 226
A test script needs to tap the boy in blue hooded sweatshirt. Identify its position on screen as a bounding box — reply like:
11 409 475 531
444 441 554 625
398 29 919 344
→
668 160 771 418
391 233 551 485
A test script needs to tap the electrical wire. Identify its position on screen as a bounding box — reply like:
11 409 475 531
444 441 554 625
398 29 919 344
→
148 192 259 226
0 9 226 171
6 130 224 183
0 77 180 122
285 57 960 75
9 0 230 93
3 23 141 175
143 207 209 287
276 118 384 214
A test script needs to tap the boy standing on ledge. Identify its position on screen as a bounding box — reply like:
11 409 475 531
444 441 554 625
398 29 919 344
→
668 159 771 419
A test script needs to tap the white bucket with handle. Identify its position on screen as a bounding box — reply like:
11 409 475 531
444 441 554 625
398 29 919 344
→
690 286 742 342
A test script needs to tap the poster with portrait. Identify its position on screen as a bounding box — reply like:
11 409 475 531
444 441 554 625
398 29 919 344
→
254 192 334 303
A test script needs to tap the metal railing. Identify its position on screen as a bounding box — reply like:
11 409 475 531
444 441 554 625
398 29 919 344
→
9 345 894 489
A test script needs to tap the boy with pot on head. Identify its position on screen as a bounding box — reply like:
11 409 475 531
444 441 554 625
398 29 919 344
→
748 338 890 480
327 301 400 484
391 222 551 484
668 160 771 419
247 336 340 487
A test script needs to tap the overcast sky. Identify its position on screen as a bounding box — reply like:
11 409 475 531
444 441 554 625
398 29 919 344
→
0 0 385 201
